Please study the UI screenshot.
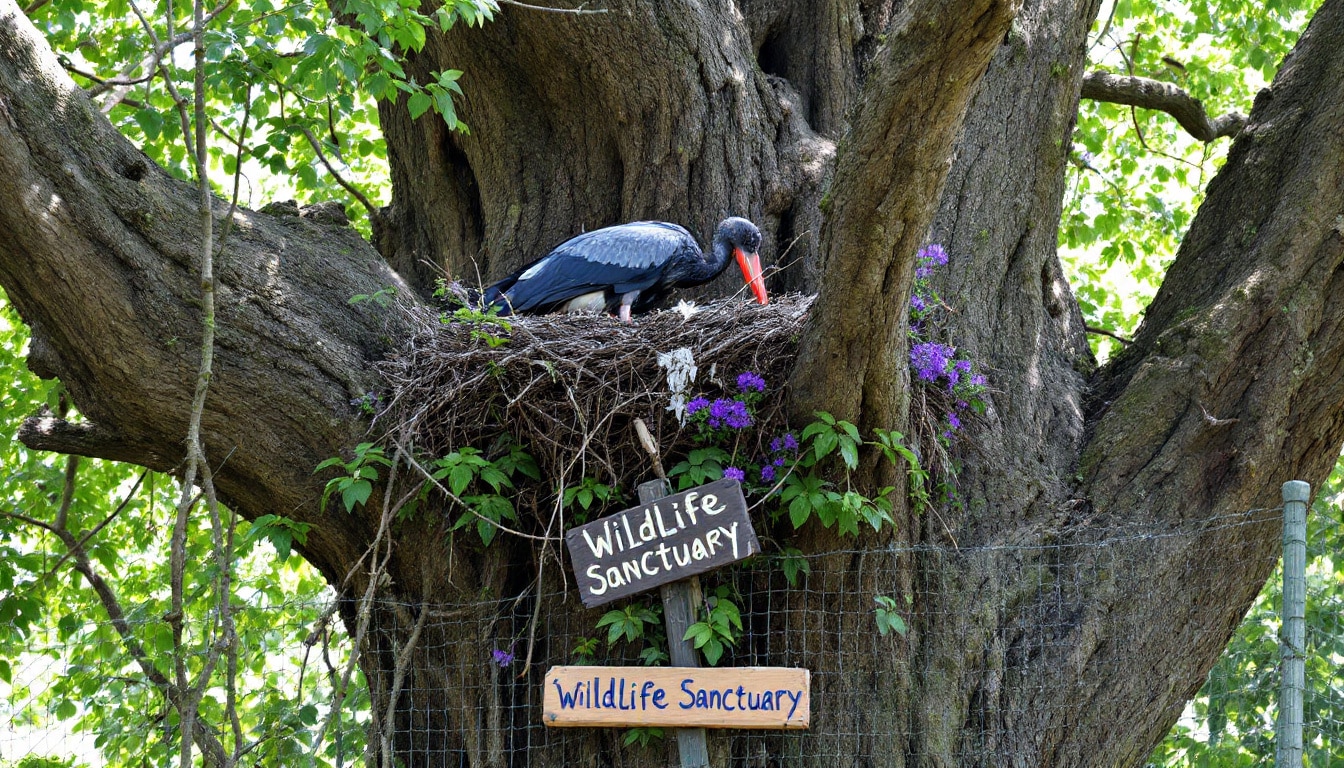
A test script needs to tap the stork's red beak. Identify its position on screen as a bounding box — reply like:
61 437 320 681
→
735 248 769 305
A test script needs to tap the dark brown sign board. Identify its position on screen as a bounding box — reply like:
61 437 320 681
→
543 666 810 729
564 478 759 608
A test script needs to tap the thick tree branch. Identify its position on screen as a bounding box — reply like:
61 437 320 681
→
0 0 418 581
1067 2 1344 760
1081 70 1246 142
18 416 176 468
791 0 1018 431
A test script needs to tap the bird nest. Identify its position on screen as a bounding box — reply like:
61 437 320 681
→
375 297 814 515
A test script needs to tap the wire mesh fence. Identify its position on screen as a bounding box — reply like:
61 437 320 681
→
1 506 1341 767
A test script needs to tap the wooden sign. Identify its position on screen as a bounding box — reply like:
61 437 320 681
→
564 478 759 608
543 666 810 729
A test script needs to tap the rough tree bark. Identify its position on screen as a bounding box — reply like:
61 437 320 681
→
2 0 1344 765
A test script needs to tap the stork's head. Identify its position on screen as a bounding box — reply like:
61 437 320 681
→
717 217 768 305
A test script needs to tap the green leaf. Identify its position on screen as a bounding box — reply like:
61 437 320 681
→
788 495 812 528
839 439 859 470
813 430 838 461
55 698 78 720
133 108 164 140
342 479 372 512
449 464 473 496
407 91 432 119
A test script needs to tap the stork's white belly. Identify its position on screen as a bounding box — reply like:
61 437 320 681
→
562 291 607 313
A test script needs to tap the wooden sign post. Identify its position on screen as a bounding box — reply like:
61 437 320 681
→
555 471 808 765
643 478 710 766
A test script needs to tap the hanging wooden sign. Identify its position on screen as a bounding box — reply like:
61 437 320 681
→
543 666 810 729
564 478 759 608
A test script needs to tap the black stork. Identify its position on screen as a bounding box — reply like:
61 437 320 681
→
481 217 769 322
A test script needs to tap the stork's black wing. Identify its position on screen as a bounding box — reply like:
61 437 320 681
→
483 222 699 315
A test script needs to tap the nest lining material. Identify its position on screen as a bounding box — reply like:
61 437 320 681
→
376 296 814 517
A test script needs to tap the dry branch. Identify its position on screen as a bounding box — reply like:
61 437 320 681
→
1081 70 1246 142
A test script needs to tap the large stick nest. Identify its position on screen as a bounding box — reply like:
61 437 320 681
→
376 296 813 513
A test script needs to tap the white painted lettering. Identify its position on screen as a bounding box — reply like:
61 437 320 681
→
585 564 608 595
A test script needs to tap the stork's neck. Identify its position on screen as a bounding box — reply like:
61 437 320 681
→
704 234 734 281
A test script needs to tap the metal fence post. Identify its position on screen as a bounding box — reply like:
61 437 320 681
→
1277 480 1309 768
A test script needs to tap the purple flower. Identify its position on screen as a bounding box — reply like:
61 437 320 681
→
724 467 746 482
955 360 972 373
947 413 961 431
910 342 954 382
492 648 515 668
956 400 969 410
736 371 766 392
910 294 927 313
686 397 710 415
759 464 776 482
915 264 934 280
781 433 799 451
970 374 988 387
707 399 752 429
919 243 949 267
773 457 786 467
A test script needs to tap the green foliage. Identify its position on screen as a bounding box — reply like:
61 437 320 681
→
872 428 931 515
7 758 87 768
777 547 812 588
447 306 513 348
0 290 366 768
570 637 600 665
596 604 660 645
348 285 398 306
241 513 312 561
873 595 909 638
423 441 539 545
315 441 391 513
1063 0 1323 360
621 726 665 748
561 477 617 524
668 446 731 490
775 413 912 536
30 0 496 236
682 586 743 666
801 410 862 470
1149 457 1344 766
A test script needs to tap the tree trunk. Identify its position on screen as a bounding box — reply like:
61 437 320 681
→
3 0 1344 765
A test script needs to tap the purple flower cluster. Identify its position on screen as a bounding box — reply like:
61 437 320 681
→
724 467 746 482
736 371 766 393
705 398 752 429
686 373 759 431
910 342 955 383
915 243 948 280
758 432 797 482
905 243 991 442
492 648 515 668
920 243 949 266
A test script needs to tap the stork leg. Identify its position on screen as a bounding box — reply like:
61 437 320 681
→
619 291 640 323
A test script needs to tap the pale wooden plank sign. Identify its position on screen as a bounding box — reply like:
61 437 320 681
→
542 666 810 729
564 478 760 608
